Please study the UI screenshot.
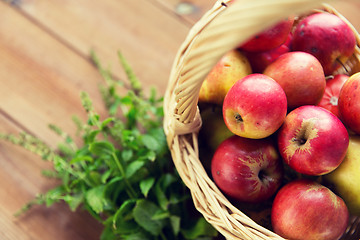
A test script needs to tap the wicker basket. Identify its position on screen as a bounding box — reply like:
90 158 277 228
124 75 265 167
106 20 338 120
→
163 0 360 239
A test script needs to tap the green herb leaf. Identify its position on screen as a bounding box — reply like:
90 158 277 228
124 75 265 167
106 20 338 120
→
44 186 64 207
121 231 150 240
125 160 145 178
101 117 115 129
85 129 101 144
139 177 155 197
101 169 112 184
7 51 219 240
89 141 115 156
155 184 168 211
100 226 117 240
133 199 166 236
85 186 106 214
63 192 83 212
121 149 133 162
114 220 140 236
182 218 218 239
170 215 181 236
141 134 160 151
69 155 93 164
88 171 102 186
151 209 170 220
113 199 137 229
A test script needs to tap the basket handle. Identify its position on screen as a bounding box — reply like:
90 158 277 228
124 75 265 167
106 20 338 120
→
164 0 346 143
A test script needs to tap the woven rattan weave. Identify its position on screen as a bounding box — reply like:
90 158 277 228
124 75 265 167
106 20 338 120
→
164 0 360 239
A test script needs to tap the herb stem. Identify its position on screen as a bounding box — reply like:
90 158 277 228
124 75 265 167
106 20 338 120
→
159 231 167 240
111 152 137 199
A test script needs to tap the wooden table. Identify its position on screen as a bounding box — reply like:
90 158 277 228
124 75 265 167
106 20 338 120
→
0 1 359 239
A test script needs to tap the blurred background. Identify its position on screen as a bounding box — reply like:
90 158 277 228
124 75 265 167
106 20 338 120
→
0 0 359 239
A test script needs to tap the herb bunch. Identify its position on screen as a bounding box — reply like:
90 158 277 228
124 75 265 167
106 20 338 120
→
1 52 218 240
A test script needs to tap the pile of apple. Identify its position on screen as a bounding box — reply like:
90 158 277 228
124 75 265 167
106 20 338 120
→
198 9 360 240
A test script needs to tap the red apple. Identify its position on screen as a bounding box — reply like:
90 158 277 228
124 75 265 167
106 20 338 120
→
318 74 349 118
292 12 356 75
271 179 349 240
243 33 292 73
239 17 294 52
222 73 287 139
198 49 252 105
277 105 349 176
263 51 326 110
211 135 283 203
338 72 360 134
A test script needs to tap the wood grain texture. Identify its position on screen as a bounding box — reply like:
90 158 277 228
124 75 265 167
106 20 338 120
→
0 1 107 146
14 0 196 95
0 114 103 240
0 0 205 239
0 0 359 239
153 0 216 25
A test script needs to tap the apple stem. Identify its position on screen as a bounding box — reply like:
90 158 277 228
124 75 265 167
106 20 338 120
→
325 75 334 80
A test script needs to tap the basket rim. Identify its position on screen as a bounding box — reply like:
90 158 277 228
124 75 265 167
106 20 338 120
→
163 0 360 239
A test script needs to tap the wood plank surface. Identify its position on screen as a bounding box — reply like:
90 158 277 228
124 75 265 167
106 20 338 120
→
0 0 215 239
0 114 103 240
13 0 204 95
0 0 360 239
0 1 108 145
153 0 215 25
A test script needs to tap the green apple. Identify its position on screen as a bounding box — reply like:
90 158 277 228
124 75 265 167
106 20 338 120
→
198 49 252 105
199 106 234 151
198 106 234 172
324 134 360 216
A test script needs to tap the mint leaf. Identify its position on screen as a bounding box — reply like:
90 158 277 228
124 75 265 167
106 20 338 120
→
151 209 170 220
114 199 136 221
133 199 166 236
122 231 150 240
69 155 93 164
85 186 106 214
89 141 115 156
155 180 168 211
63 192 83 211
43 186 64 207
182 218 218 239
141 134 159 151
101 169 112 184
84 129 101 144
87 171 102 186
8 51 219 240
101 117 115 129
115 220 140 236
112 199 137 232
125 160 145 178
100 226 117 240
139 177 155 197
121 149 133 162
170 215 181 236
